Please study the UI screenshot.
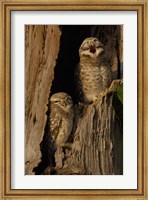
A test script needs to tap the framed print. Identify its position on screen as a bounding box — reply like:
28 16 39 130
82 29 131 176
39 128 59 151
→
0 0 148 199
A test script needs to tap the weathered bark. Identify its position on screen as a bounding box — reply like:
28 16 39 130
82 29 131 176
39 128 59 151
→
25 25 61 174
42 80 123 175
25 25 123 175
72 80 123 175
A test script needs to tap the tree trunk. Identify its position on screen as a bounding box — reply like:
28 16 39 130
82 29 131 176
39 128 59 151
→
25 25 61 174
42 80 123 175
25 25 123 175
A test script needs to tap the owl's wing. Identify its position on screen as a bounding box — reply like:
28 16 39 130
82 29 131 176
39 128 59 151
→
40 109 62 165
100 64 113 90
75 63 84 102
49 111 62 140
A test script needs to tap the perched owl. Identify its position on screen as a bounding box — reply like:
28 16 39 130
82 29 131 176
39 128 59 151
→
49 92 74 148
76 37 112 104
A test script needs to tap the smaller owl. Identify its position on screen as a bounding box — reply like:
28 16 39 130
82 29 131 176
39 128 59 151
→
49 92 74 148
76 37 112 104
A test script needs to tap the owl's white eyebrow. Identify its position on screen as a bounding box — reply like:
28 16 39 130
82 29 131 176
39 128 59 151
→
82 44 89 49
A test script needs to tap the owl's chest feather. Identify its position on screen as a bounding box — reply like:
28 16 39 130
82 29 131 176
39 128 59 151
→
56 110 74 146
80 62 102 89
79 60 106 103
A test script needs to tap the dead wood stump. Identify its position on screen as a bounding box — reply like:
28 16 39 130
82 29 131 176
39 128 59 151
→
42 80 123 175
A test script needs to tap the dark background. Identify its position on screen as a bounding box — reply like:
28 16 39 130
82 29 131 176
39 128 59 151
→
50 25 122 103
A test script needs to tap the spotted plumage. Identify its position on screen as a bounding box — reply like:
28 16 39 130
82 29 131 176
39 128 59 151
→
76 37 112 104
49 92 74 148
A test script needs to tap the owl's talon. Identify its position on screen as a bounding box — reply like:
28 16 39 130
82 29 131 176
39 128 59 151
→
92 97 98 103
92 89 110 104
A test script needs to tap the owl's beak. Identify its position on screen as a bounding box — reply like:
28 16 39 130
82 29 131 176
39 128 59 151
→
64 102 69 107
90 45 96 53
62 102 66 107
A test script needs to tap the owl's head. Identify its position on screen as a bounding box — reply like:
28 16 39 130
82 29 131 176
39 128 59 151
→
79 37 104 58
50 92 73 111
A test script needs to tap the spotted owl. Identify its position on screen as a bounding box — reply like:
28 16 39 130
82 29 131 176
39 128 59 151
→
76 37 112 104
49 92 74 148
